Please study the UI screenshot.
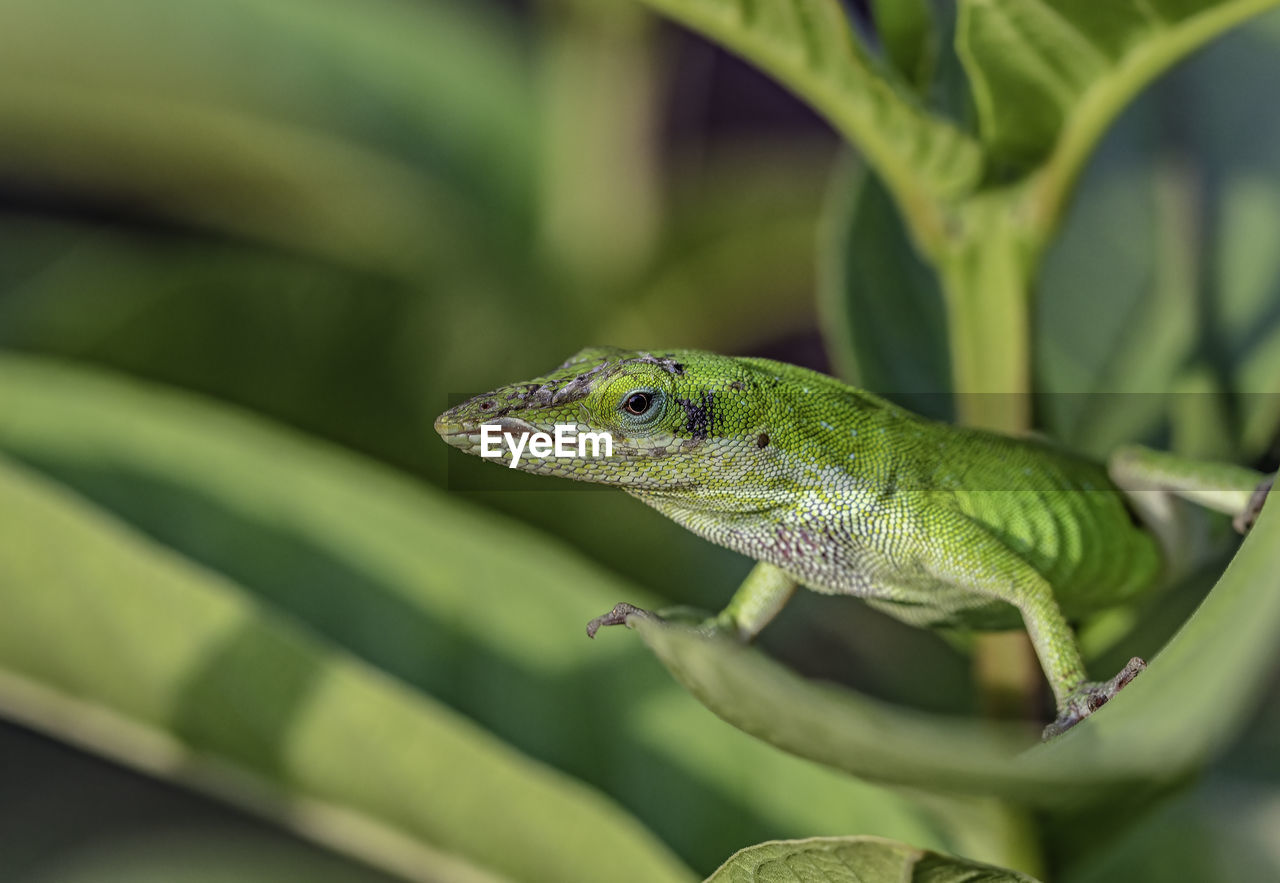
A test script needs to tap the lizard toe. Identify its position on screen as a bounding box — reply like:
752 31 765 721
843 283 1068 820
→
1042 656 1146 740
586 602 651 638
1233 474 1274 534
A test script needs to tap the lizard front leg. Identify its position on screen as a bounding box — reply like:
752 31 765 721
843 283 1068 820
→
709 561 799 640
587 561 798 641
921 512 1144 739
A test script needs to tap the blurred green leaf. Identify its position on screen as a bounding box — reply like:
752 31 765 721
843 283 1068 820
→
26 830 402 883
602 144 835 350
818 156 953 420
1037 13 1280 460
869 0 937 90
0 0 842 513
0 0 538 273
625 491 1280 806
0 354 1033 875
0 455 693 883
956 0 1279 171
632 618 1033 799
1035 125 1198 456
705 836 1040 883
0 81 455 275
625 0 982 211
0 217 582 495
819 13 1280 458
1060 778 1280 882
629 0 1278 264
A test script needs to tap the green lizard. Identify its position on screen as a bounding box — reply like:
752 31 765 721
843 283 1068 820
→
434 347 1273 738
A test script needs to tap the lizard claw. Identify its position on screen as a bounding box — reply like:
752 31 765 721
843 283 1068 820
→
585 603 730 639
586 602 651 638
1233 474 1274 535
1042 656 1146 740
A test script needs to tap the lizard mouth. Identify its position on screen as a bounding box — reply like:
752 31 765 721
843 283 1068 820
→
433 413 539 453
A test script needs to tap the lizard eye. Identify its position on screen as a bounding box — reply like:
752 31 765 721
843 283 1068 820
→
622 391 654 416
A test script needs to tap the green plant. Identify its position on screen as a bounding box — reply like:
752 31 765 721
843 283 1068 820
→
2 1 1280 881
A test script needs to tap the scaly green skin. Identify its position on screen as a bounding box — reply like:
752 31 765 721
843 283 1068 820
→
436 347 1268 736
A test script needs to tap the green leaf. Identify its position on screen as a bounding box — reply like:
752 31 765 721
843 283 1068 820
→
0 354 1032 875
818 156 953 420
958 0 1277 164
25 830 401 883
630 0 1279 258
0 455 692 883
705 836 1040 882
869 0 937 90
625 0 983 247
1037 12 1280 461
603 144 834 350
1059 777 1280 882
625 491 1280 806
0 0 537 272
821 13 1280 457
632 618 1033 799
957 0 1280 221
1034 130 1189 454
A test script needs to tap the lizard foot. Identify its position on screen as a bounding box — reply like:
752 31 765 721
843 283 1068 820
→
1042 656 1146 741
585 603 732 639
586 603 652 638
1233 474 1274 534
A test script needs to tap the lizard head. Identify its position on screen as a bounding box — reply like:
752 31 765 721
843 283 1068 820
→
434 346 773 491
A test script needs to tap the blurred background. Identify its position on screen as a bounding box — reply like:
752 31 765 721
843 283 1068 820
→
2 0 1280 880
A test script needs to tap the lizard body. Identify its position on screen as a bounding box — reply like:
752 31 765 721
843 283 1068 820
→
435 347 1270 736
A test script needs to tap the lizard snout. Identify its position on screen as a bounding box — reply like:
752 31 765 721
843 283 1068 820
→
434 404 541 456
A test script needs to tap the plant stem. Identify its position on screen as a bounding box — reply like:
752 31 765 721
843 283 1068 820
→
937 195 1042 719
938 197 1034 434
